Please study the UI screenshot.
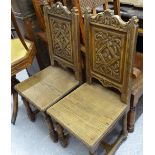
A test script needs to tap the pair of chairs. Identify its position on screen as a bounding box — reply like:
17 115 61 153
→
14 2 139 154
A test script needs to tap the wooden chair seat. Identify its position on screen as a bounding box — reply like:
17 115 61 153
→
15 66 79 111
47 83 127 149
11 38 31 65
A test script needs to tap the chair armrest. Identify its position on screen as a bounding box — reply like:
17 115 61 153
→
132 67 141 79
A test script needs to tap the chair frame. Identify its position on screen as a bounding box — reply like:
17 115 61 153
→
52 10 139 155
11 10 36 124
84 10 138 154
43 1 82 82
11 10 36 76
15 2 82 143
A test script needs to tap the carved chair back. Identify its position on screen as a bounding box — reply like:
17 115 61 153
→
43 2 82 81
84 10 139 103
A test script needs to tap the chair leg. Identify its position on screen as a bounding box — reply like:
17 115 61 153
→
122 112 128 138
102 113 128 155
11 76 20 125
11 91 18 125
127 106 136 133
56 123 69 148
22 98 36 122
44 113 58 143
127 95 138 133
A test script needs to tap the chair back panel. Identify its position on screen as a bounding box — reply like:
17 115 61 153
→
43 2 81 81
79 0 106 13
85 10 138 103
94 0 106 6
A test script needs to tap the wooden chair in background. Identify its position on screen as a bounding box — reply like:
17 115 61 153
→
32 0 67 32
73 0 120 45
128 52 143 132
31 0 68 71
11 10 36 124
14 2 82 144
120 0 143 133
32 0 46 31
47 10 139 154
32 0 55 31
31 0 52 43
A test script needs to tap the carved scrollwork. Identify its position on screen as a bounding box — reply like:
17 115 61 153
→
47 2 71 19
96 77 121 91
93 30 123 82
99 78 114 88
51 19 73 62
91 10 129 31
86 9 138 102
90 10 139 32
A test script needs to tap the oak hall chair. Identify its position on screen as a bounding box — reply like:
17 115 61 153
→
11 10 36 124
47 10 138 154
76 0 143 133
14 2 82 143
32 0 47 31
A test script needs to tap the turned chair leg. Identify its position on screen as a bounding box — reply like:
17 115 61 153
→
11 91 18 125
123 112 128 138
127 95 138 133
127 106 136 133
22 98 36 122
44 113 58 143
101 113 128 155
11 76 20 125
56 123 69 148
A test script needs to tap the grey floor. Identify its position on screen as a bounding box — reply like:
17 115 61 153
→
11 70 143 155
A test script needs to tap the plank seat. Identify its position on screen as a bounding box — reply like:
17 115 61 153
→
15 66 79 111
47 83 127 149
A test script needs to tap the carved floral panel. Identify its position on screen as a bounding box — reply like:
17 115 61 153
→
50 17 73 62
92 28 126 84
